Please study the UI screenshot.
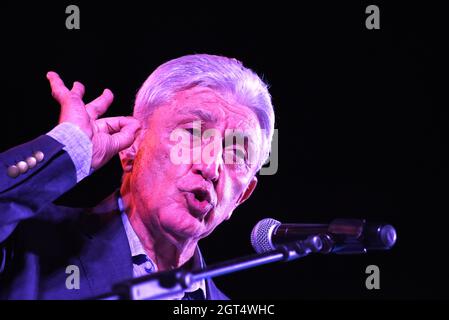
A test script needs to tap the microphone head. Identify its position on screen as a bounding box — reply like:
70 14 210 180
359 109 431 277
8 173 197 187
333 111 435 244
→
364 223 397 250
380 224 397 248
251 218 281 253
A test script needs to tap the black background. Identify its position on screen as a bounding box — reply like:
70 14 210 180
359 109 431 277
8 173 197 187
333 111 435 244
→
1 1 447 299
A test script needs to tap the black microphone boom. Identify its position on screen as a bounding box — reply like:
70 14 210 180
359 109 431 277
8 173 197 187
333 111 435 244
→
251 218 397 254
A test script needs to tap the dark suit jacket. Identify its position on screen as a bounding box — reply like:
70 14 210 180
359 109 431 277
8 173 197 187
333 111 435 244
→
0 135 228 300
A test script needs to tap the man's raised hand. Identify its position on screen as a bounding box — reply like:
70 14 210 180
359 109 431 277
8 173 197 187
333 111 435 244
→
47 71 141 170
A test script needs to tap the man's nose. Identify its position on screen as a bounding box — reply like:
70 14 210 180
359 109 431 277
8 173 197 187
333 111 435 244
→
192 143 223 182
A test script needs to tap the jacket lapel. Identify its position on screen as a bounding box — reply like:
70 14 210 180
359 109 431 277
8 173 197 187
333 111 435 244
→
196 247 229 300
78 192 133 298
77 191 228 300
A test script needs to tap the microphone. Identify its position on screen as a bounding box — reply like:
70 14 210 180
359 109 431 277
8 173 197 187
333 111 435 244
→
251 218 397 254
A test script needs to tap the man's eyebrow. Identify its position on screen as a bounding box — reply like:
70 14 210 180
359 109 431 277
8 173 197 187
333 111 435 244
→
179 109 218 123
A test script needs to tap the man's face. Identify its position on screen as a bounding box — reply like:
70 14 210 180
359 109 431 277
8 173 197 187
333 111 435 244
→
123 87 262 243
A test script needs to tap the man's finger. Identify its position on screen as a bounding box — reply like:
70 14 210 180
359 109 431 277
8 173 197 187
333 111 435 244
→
71 81 85 98
96 116 140 134
46 71 69 103
96 116 141 152
110 121 141 153
86 89 114 120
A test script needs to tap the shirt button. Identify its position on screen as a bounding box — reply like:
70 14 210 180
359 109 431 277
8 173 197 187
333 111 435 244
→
26 156 37 169
144 262 154 273
16 161 29 174
33 151 44 162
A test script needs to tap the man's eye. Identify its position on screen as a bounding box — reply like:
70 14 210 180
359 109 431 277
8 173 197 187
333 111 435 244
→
234 148 246 160
224 147 247 164
185 128 201 138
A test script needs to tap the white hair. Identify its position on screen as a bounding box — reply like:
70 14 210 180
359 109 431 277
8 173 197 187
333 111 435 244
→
133 54 275 170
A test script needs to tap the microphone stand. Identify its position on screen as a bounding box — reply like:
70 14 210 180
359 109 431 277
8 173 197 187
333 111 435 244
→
92 235 323 300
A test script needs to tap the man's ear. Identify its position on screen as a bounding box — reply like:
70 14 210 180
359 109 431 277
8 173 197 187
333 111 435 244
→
119 124 145 172
119 143 138 173
236 176 258 207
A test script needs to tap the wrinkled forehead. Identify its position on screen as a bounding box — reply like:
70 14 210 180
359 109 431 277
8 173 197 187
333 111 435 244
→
162 87 262 135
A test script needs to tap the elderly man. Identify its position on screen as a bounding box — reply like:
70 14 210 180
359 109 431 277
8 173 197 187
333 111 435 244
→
0 54 274 299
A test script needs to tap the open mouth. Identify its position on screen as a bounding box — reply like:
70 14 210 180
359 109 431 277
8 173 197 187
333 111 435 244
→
183 188 214 220
191 188 211 203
